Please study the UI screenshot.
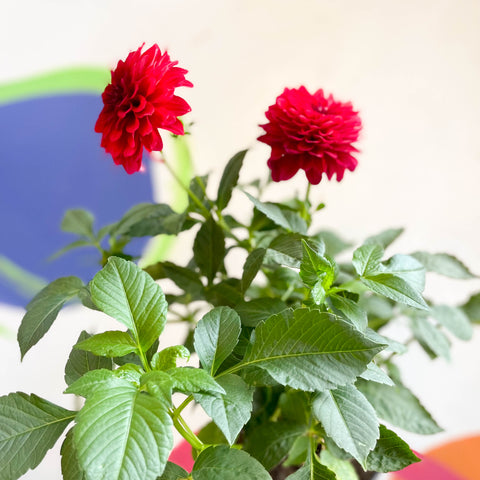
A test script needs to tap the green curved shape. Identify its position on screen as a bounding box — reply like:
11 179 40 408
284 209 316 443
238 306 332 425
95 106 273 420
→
0 67 110 106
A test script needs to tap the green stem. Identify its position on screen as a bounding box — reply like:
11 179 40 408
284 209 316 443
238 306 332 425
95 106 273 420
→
162 157 211 218
169 407 205 452
305 181 312 206
173 395 194 419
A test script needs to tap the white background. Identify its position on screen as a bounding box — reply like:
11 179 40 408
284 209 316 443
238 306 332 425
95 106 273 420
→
1 1 479 478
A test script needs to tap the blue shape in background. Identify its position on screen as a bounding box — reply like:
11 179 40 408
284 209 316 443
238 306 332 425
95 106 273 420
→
0 94 153 306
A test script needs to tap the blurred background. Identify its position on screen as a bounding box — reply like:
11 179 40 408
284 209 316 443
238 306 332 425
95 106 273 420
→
1 1 479 478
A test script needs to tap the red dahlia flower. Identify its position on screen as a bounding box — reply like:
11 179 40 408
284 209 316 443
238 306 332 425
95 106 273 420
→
258 87 362 184
95 44 192 174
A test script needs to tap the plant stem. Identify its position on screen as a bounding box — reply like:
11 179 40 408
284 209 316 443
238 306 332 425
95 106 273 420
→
169 407 205 452
162 157 211 218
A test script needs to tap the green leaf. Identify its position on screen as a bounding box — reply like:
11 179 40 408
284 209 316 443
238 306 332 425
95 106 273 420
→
382 254 426 292
245 192 307 234
286 453 337 480
168 367 225 395
192 445 271 480
235 298 289 327
74 378 173 480
242 248 266 292
329 294 367 331
91 256 168 351
431 305 473 340
366 425 420 472
49 239 94 261
65 369 120 398
365 228 404 249
61 208 95 238
194 306 241 376
411 251 476 279
188 175 211 214
157 462 189 479
314 230 351 256
241 309 385 392
217 150 247 211
283 436 310 466
462 293 480 323
194 374 253 445
145 261 204 299
197 421 228 445
0 393 75 480
319 449 358 480
357 380 442 434
359 363 394 386
300 240 335 291
410 315 451 360
61 428 86 480
74 331 138 357
193 216 225 284
205 279 244 307
267 233 314 268
361 273 429 310
244 421 307 470
152 346 190 371
112 203 185 237
65 331 113 387
18 276 83 358
140 371 174 406
352 244 383 276
313 384 379 467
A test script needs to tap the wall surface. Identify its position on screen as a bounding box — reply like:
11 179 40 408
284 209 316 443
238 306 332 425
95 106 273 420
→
1 1 479 478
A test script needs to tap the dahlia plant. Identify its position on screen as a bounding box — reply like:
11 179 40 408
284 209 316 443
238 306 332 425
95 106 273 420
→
1 44 479 480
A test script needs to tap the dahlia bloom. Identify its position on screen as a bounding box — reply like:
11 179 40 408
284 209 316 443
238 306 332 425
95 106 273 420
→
258 87 361 184
95 44 192 174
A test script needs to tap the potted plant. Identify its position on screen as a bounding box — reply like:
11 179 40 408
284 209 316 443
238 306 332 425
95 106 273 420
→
1 44 478 480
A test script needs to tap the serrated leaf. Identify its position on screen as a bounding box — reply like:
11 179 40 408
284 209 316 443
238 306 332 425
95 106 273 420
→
361 273 428 310
352 244 384 276
382 254 426 292
284 435 310 466
0 393 75 480
74 331 138 357
192 445 271 480
319 449 358 480
300 240 335 290
410 315 451 360
235 298 289 327
366 425 420 472
217 150 247 210
329 294 368 331
18 276 84 358
65 331 113 387
61 428 86 480
61 209 95 238
431 305 473 340
313 384 379 466
411 251 476 279
74 378 173 480
194 306 241 376
193 216 225 284
365 228 404 249
244 421 307 470
152 346 190 371
265 233 306 268
157 462 189 479
65 369 120 398
140 371 174 406
242 248 266 292
241 309 385 392
194 374 253 445
188 175 211 214
245 192 307 234
91 256 168 351
168 367 225 395
111 203 185 237
357 380 442 434
359 363 394 386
